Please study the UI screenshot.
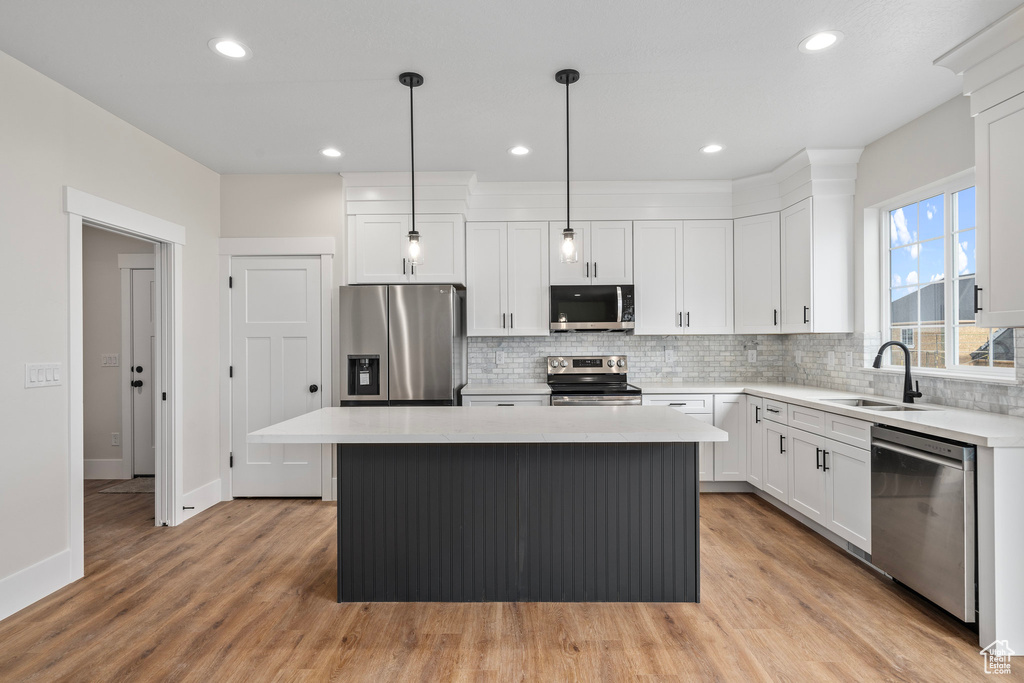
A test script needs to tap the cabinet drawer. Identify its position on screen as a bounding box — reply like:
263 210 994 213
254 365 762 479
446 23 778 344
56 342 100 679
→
788 404 825 435
463 395 549 407
824 413 872 451
642 394 713 413
762 399 788 424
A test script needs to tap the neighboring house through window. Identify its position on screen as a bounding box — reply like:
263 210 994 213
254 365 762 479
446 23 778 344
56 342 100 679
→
884 174 1014 375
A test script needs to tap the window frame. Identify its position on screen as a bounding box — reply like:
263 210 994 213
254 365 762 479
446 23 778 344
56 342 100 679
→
880 170 1015 381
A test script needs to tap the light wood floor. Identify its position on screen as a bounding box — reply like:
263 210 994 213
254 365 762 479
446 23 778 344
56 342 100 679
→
0 481 1014 682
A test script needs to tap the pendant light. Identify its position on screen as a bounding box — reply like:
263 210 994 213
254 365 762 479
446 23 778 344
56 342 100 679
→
400 71 424 266
556 68 580 264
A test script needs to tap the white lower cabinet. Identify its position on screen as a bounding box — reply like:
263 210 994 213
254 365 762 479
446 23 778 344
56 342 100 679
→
763 421 789 503
462 394 549 407
713 395 746 481
824 438 871 551
788 427 828 525
746 397 765 489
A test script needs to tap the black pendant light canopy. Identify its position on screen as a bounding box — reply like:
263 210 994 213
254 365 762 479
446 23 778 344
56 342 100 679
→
400 71 424 266
556 69 580 264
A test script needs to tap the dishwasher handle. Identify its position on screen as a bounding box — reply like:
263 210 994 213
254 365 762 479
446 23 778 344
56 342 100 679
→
873 440 965 471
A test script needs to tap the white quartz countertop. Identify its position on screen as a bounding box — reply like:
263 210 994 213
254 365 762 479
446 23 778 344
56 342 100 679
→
461 382 551 396
248 406 728 444
637 382 1024 448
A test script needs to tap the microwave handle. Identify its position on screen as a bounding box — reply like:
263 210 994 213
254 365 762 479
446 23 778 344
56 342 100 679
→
616 286 623 323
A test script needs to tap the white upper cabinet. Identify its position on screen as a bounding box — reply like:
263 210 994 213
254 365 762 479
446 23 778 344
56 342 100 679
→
467 222 548 337
734 213 782 334
780 198 813 333
633 221 684 335
550 221 632 285
975 91 1024 327
683 220 734 334
349 214 465 285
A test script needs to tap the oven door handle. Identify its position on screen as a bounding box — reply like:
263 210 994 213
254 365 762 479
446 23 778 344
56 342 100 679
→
616 286 623 323
551 396 641 406
873 440 965 470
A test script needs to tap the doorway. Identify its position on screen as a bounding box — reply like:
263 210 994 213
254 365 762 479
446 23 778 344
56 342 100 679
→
121 256 156 477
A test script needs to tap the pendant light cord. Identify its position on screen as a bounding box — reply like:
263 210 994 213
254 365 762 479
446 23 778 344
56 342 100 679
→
565 78 570 226
409 82 415 234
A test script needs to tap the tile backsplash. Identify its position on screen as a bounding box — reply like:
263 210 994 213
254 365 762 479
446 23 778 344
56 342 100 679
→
468 330 1024 417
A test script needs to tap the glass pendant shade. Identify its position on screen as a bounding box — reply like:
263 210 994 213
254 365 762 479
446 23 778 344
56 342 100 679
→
559 227 578 263
407 229 423 265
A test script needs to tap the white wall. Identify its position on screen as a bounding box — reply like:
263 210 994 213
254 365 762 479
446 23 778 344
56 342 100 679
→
0 49 220 593
82 227 153 474
853 95 975 332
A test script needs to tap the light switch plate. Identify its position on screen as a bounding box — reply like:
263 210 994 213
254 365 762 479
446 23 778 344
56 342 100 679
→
747 349 757 363
101 353 119 367
495 351 505 365
846 351 854 367
25 363 62 388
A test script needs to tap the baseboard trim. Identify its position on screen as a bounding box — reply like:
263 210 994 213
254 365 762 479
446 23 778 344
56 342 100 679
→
700 481 755 493
0 548 73 622
751 489 874 565
84 458 129 480
180 479 222 523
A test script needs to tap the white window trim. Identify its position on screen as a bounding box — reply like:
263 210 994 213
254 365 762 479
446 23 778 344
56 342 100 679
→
879 169 1015 380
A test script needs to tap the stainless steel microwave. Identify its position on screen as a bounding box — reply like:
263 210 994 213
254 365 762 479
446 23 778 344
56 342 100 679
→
550 285 635 332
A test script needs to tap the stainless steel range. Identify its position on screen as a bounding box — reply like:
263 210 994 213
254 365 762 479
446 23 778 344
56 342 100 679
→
547 355 642 406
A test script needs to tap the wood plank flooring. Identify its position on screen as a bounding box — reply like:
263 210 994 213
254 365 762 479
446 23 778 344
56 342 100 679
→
0 481 1015 681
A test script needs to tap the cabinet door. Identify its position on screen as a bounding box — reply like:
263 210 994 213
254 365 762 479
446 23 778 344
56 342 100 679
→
549 221 590 285
690 412 715 482
633 221 684 335
351 215 408 283
465 223 508 336
780 198 813 333
590 221 633 284
410 214 465 285
713 394 747 481
763 423 788 502
746 397 765 490
682 220 734 334
788 428 827 525
825 439 871 551
507 222 550 336
734 213 781 334
976 91 1024 327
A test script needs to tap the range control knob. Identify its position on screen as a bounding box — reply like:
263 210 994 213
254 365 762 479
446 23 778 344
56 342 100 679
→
551 359 559 368
560 360 568 367
617 359 626 367
607 359 615 367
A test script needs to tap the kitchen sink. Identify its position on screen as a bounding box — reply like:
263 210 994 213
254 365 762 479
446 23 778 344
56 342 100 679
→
819 397 935 412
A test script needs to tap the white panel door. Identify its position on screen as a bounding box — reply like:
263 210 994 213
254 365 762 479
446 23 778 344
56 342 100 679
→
633 221 683 335
788 428 827 524
507 222 549 335
976 91 1024 327
734 213 781 334
763 422 788 502
231 257 322 497
466 222 508 336
746 397 764 490
352 215 408 283
825 439 871 551
549 221 590 285
713 394 747 481
130 269 156 476
780 198 813 333
410 214 465 285
590 221 633 284
683 220 734 334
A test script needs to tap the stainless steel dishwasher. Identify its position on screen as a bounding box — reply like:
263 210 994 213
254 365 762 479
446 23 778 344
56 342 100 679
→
871 425 976 622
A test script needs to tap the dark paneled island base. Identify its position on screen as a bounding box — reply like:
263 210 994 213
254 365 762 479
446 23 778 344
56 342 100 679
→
337 442 699 602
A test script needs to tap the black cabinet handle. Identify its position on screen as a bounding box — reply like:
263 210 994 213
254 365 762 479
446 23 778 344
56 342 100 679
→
502 313 506 329
975 285 983 313
678 312 683 327
815 447 821 470
686 312 690 327
309 384 319 393
497 403 514 407
131 380 143 388
411 262 415 276
510 313 514 329
774 309 778 326
822 450 830 472
766 407 779 414
135 365 143 373
803 306 809 324
755 405 760 423
594 262 598 278
402 258 407 275
780 435 786 453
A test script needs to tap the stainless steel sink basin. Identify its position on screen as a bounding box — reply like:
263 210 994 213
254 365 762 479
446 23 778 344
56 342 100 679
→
819 397 934 412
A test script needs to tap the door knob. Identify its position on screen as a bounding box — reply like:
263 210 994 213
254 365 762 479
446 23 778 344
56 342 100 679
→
131 380 143 388
135 366 143 373
309 384 319 393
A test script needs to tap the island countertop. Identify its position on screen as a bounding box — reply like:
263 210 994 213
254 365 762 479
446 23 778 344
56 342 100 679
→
248 405 728 444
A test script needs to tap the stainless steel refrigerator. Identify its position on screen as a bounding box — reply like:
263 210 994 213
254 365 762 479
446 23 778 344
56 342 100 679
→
339 285 466 406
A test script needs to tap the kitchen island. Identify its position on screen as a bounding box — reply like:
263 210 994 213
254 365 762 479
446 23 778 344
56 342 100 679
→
250 405 726 603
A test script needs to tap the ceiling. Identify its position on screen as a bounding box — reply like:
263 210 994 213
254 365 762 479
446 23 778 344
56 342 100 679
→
0 0 1019 181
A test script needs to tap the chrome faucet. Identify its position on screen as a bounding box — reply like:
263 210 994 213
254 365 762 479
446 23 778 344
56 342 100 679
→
872 341 923 404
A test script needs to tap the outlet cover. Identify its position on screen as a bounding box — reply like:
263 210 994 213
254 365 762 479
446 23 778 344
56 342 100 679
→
846 351 854 367
111 432 121 446
747 349 757 363
795 350 803 365
665 348 676 362
827 351 836 368
495 351 505 365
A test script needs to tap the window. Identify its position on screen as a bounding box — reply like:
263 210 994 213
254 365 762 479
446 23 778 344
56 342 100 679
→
884 177 1014 375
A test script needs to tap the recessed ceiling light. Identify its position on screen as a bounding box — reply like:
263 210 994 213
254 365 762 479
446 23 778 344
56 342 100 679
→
508 146 530 156
799 31 843 53
320 147 344 158
208 38 252 60
700 144 724 154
